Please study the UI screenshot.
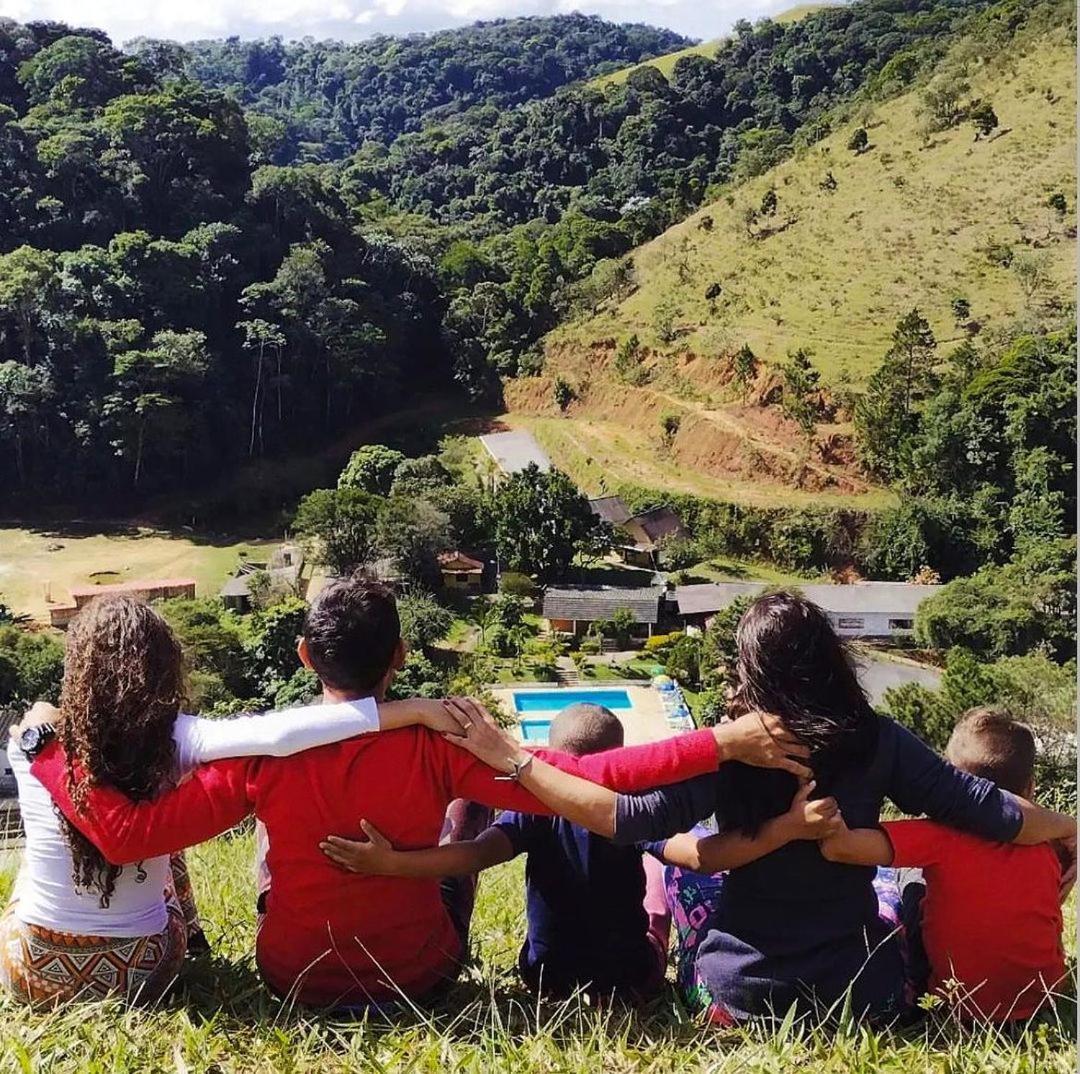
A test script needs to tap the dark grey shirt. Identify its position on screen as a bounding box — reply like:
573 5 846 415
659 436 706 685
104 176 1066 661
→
614 716 1023 1021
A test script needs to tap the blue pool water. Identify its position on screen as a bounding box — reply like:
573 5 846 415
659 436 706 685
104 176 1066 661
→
512 688 633 714
520 720 554 743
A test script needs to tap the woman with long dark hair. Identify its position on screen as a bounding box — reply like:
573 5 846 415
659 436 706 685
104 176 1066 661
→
441 591 1074 1024
0 594 464 1006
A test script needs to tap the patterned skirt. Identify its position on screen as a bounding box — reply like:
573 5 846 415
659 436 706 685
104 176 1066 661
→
0 853 197 1008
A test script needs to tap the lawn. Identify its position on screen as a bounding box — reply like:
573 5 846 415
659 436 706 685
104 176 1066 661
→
0 525 276 624
0 833 1073 1072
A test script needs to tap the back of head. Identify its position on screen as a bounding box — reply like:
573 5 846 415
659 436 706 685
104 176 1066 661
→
303 573 401 695
60 593 186 904
945 707 1036 796
548 703 624 757
720 590 878 835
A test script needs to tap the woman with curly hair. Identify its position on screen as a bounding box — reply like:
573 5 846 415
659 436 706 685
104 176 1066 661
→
0 593 462 1007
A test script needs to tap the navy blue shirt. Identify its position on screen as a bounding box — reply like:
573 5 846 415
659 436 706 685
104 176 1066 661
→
494 812 657 996
614 716 1024 1022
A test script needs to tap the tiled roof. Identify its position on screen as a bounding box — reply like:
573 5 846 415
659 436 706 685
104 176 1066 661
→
674 582 944 617
68 577 196 599
438 551 484 571
478 430 551 475
542 586 665 625
589 496 633 526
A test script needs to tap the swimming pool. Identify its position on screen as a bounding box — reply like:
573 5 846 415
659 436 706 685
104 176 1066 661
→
511 688 633 714
512 688 634 745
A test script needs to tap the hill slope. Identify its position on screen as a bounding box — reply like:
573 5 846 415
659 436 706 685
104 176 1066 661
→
503 25 1075 507
591 5 836 87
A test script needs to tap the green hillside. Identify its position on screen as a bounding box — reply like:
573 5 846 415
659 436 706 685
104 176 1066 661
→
592 5 835 87
558 31 1075 382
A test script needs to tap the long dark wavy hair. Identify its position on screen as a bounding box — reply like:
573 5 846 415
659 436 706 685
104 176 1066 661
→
57 595 185 906
717 591 879 837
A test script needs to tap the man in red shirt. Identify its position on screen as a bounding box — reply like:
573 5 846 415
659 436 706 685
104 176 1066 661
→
822 707 1071 1022
32 575 811 1010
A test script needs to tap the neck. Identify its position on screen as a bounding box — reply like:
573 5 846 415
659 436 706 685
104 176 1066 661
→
321 684 381 705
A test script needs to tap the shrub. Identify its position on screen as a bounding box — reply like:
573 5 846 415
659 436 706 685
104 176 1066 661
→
847 127 869 154
553 376 575 411
499 571 536 599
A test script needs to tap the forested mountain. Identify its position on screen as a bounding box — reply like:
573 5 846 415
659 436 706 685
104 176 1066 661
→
171 16 691 163
0 0 1068 514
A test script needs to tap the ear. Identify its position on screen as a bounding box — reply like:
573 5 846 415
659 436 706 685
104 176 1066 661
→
297 636 314 670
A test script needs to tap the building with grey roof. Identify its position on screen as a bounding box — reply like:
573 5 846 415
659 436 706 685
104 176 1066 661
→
674 581 943 639
589 495 633 527
478 430 551 478
542 585 666 637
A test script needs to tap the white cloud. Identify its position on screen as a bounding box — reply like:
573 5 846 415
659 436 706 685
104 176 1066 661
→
0 0 793 45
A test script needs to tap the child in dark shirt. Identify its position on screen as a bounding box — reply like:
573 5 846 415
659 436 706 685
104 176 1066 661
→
821 707 1071 1022
322 701 840 1000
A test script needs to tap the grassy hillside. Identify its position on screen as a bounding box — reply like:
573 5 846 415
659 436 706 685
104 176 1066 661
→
506 27 1075 507
592 5 835 86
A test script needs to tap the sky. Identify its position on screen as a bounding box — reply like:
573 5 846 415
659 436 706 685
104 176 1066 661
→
0 0 795 46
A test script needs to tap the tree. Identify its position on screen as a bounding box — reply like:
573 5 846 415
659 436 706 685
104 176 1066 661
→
847 127 869 154
338 444 406 496
553 376 575 411
1046 192 1068 218
760 189 778 217
0 623 64 705
397 592 454 653
493 464 603 581
915 539 1076 662
665 633 702 687
918 70 970 132
293 488 382 575
238 318 285 456
375 496 451 585
733 343 757 395
604 607 637 648
1011 252 1052 309
0 246 58 364
951 296 971 326
781 347 821 437
660 412 681 447
967 100 998 139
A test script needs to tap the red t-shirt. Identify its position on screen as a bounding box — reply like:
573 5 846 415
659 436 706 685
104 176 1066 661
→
884 819 1066 1021
32 727 719 1008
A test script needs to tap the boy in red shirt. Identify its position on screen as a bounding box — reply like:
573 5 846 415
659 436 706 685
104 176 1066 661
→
821 707 1071 1022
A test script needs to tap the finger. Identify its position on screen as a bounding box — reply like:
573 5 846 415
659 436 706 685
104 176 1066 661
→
323 836 365 851
793 780 815 804
318 843 353 866
359 820 390 848
777 756 813 780
444 697 477 725
441 701 471 733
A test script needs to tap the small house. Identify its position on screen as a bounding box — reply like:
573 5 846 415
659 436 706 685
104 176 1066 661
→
219 543 305 612
542 585 666 639
438 551 485 594
618 506 688 568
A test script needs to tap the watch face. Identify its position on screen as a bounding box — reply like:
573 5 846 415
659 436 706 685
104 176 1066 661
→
19 726 42 754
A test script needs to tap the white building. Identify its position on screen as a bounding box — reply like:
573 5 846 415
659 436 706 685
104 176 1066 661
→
674 581 943 639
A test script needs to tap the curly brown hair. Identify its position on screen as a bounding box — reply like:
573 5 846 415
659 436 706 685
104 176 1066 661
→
58 594 186 906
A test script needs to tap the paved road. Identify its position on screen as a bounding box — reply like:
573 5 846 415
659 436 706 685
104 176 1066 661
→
855 650 941 708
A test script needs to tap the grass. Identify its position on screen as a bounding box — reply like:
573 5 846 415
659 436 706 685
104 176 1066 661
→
556 32 1076 384
0 525 276 624
0 833 1074 1071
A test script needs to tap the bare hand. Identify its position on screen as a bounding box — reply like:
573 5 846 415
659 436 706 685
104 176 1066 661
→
441 697 523 774
320 820 398 875
782 781 842 840
716 711 812 779
1054 832 1076 903
415 697 472 737
10 701 60 740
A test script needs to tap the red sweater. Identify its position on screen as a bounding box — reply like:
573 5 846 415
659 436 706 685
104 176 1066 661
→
33 727 719 1008
885 819 1065 1021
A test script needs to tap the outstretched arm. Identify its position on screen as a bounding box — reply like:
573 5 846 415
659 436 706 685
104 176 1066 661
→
321 821 515 878
31 743 254 864
662 782 842 872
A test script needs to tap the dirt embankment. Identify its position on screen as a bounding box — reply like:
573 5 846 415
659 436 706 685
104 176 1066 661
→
504 340 870 495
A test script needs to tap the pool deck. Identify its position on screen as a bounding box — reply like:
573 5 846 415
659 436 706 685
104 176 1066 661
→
491 683 674 746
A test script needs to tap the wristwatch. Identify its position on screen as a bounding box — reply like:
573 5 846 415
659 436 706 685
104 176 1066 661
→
19 723 56 760
494 752 534 783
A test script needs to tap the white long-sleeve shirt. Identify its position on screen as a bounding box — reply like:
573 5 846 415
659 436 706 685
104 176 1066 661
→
9 699 380 937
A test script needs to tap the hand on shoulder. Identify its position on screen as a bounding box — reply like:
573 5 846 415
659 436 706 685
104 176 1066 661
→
10 700 60 740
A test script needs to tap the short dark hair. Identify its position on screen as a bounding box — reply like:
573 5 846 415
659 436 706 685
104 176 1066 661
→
945 707 1036 796
302 574 401 694
547 703 624 757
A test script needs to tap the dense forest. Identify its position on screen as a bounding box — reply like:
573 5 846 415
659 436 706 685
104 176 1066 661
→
0 0 1068 512
175 16 690 162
